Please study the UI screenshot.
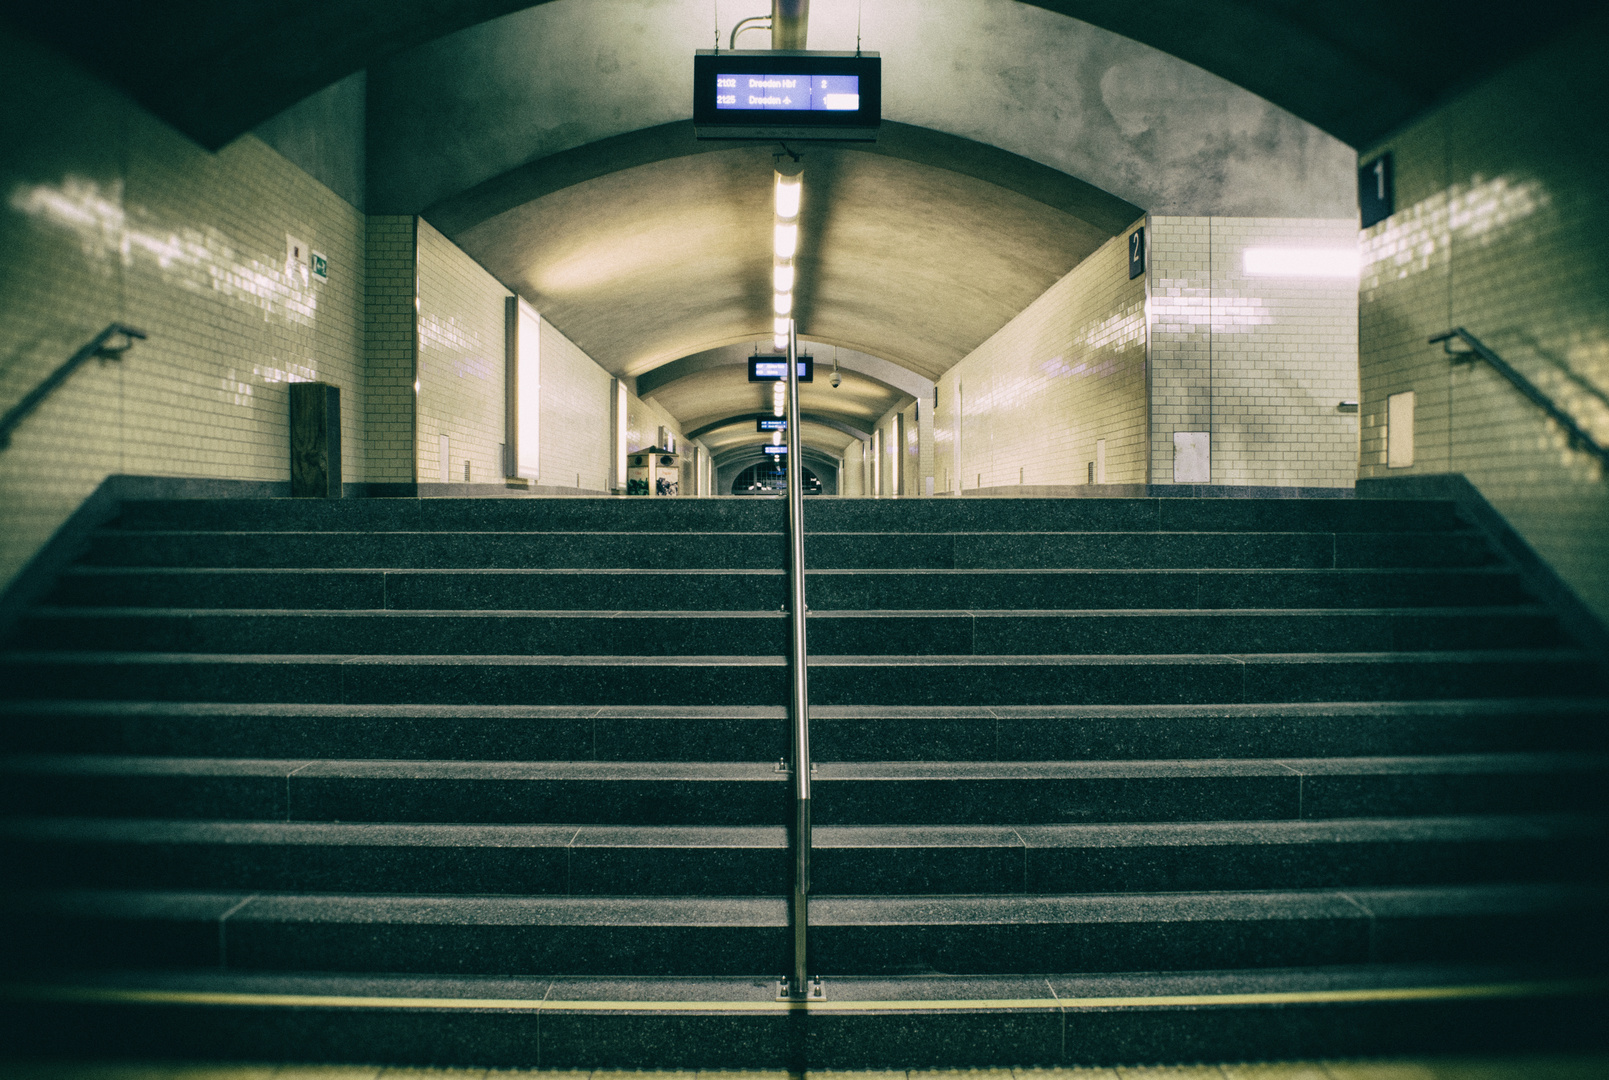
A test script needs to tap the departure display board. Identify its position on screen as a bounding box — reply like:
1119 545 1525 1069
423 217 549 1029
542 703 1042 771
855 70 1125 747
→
717 74 860 112
694 52 880 140
749 355 813 383
757 417 787 431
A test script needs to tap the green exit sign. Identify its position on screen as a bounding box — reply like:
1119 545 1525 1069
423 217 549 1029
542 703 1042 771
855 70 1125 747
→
310 251 328 281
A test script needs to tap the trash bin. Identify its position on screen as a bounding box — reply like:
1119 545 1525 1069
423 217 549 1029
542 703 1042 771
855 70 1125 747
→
627 446 680 496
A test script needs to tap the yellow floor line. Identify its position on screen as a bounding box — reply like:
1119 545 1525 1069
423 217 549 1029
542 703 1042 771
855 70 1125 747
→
3 979 1604 1013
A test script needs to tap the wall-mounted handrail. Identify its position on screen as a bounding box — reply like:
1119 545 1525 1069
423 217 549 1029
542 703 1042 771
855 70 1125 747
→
0 324 146 450
780 316 821 1002
1432 327 1609 470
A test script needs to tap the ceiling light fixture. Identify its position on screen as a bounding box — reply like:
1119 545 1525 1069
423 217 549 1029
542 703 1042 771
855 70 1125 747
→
773 223 798 260
771 162 803 357
775 174 802 220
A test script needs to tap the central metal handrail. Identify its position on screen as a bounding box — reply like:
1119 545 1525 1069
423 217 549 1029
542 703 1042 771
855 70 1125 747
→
1432 327 1609 470
781 317 820 1001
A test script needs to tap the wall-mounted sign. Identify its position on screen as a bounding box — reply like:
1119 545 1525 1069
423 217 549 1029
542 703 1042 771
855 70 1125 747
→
694 51 880 141
310 251 328 282
749 355 814 382
1128 227 1146 280
757 417 787 431
1360 152 1393 228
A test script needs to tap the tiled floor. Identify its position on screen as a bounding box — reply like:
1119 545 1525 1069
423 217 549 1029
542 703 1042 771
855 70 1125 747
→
1 1061 1606 1080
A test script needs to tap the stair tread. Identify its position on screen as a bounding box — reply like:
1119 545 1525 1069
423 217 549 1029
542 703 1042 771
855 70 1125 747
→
5 698 1601 720
9 962 1590 1003
5 648 1589 663
7 752 1600 780
6 814 1598 848
9 883 1602 926
28 605 1554 617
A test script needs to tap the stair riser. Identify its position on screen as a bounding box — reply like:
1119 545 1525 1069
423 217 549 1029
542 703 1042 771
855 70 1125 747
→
52 570 786 612
19 611 1563 656
2 994 1602 1069
2 655 1596 706
6 835 1598 895
4 909 1599 977
114 497 1469 535
7 771 1599 824
82 531 1494 571
8 707 1604 761
47 568 1535 612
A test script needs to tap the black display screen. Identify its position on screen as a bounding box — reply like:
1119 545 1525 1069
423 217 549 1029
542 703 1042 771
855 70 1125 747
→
749 355 813 382
694 52 880 140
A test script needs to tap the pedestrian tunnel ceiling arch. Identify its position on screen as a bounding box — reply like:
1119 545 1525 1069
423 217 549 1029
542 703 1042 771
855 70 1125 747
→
9 0 1598 433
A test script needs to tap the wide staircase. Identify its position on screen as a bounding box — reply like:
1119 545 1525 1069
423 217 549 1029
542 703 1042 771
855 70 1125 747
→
1 495 1606 1068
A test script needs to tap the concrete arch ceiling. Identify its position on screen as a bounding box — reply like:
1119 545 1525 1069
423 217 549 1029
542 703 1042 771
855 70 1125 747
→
11 0 1600 439
7 0 1598 153
454 140 1118 381
356 0 1364 405
638 340 919 462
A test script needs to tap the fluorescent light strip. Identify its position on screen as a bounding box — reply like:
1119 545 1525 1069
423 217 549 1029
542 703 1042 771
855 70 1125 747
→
775 176 801 220
774 223 798 259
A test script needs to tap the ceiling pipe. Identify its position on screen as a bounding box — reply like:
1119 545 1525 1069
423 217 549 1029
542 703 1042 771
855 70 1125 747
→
772 0 809 50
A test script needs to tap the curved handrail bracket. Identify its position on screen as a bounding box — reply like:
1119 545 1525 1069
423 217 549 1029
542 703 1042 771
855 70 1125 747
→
1431 328 1609 471
0 324 147 450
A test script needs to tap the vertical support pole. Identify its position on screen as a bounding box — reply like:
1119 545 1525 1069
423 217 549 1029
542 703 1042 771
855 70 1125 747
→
782 317 818 1000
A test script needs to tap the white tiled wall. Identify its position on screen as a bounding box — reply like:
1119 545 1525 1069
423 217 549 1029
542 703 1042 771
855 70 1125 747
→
0 28 367 589
1357 20 1609 623
415 219 510 485
935 221 1147 492
1148 216 1359 487
538 318 613 492
363 216 416 484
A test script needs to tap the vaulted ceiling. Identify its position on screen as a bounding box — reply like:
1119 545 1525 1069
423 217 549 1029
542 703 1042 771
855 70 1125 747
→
7 0 1596 464
7 0 1594 151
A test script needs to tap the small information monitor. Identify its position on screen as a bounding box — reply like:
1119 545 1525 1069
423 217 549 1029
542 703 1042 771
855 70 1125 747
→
757 417 788 432
749 355 814 383
694 51 880 141
763 444 789 455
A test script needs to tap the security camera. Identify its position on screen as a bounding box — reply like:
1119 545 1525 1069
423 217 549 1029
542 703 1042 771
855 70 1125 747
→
830 371 841 388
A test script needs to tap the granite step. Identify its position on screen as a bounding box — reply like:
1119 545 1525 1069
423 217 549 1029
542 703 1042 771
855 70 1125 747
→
1 649 1597 706
3 816 1600 896
17 606 1563 656
5 700 1606 762
3 884 1602 977
82 528 1495 571
2 963 1600 1067
44 565 1535 612
112 496 1469 535
4 754 1601 824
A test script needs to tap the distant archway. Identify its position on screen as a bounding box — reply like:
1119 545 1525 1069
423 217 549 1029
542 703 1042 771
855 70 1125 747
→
731 462 822 496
